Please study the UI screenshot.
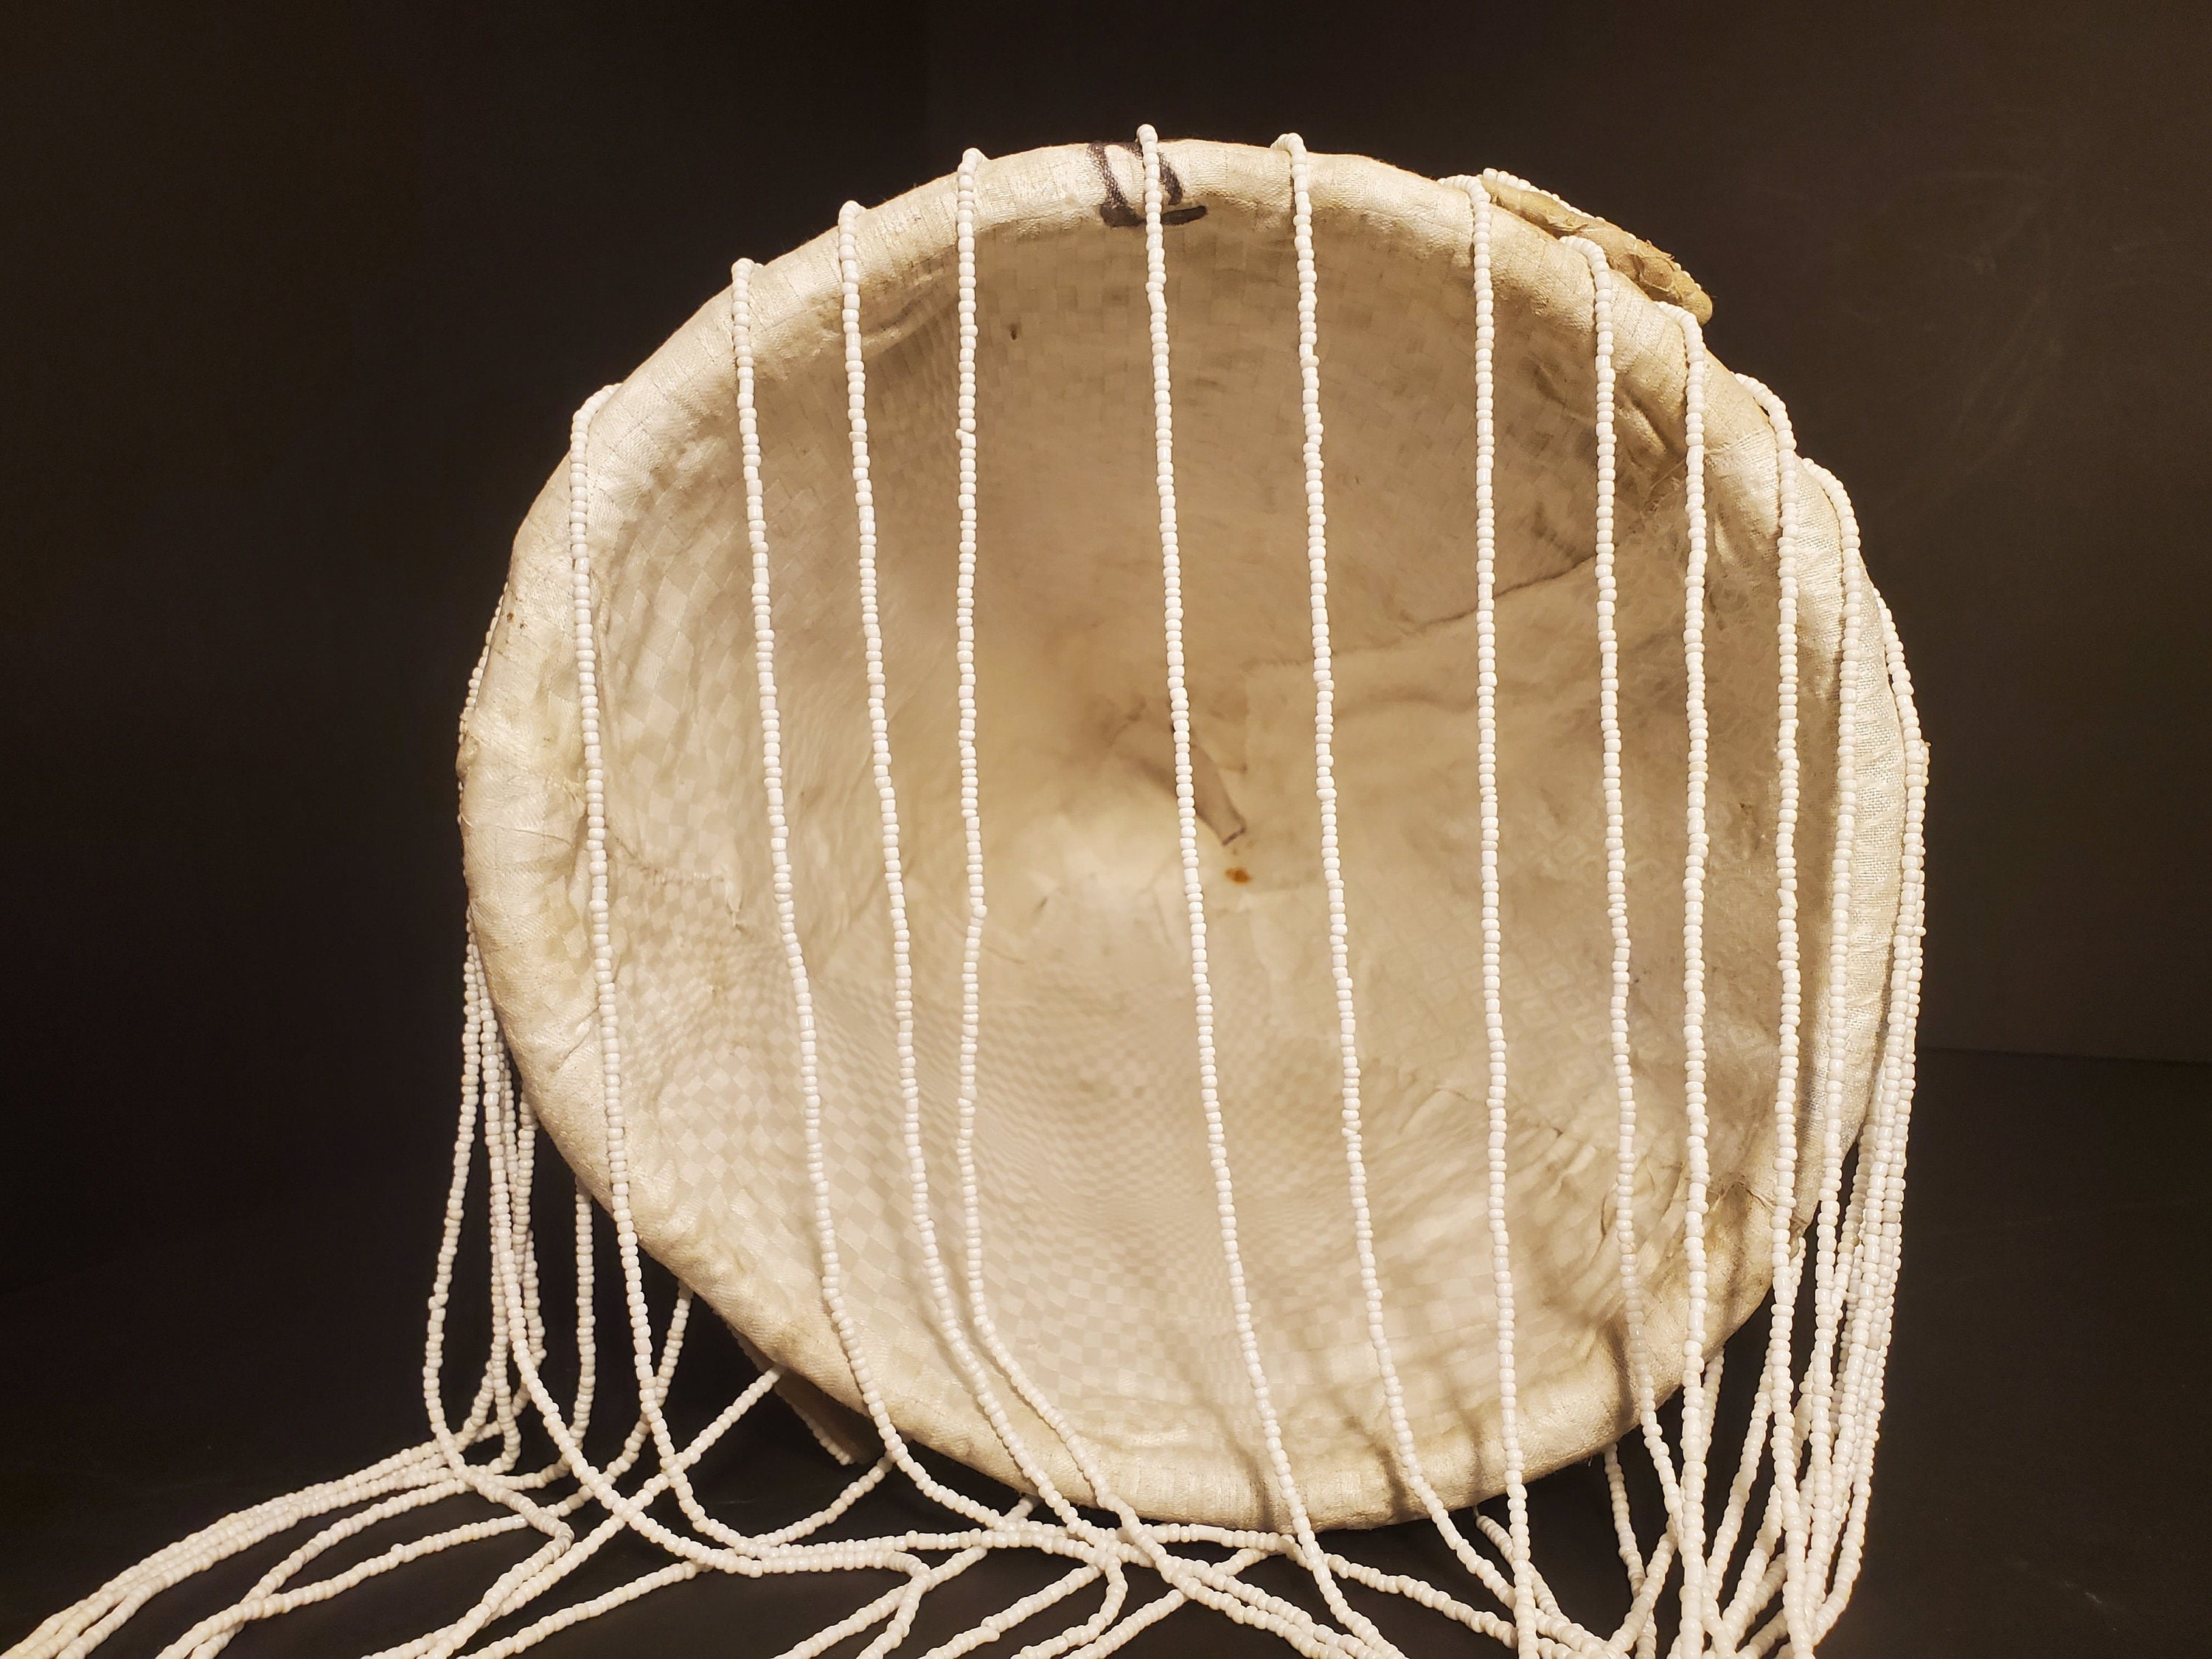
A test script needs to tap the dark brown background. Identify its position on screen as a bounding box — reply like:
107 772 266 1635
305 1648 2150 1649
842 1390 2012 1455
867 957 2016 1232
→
4 1 2207 1652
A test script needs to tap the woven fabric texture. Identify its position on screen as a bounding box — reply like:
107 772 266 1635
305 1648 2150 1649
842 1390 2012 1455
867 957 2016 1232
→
458 139 1908 1532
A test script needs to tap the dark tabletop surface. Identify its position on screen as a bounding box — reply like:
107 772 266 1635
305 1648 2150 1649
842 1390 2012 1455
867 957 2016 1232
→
4 1048 2205 1657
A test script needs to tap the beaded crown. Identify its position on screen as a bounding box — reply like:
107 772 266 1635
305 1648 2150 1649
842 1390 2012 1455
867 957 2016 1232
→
21 131 1926 1659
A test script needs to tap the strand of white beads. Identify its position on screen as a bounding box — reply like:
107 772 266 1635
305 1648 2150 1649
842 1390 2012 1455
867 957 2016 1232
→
479 535 605 1466
1718 455 1896 1659
1457 173 1545 1659
1273 168 1595 1658
1288 140 1578 1659
1802 463 1925 1636
1659 295 1719 1659
1731 373 1815 1656
504 1000 548 1382
1800 445 1868 1624
740 238 1314 1659
1815 591 1924 1640
831 191 1138 1658
933 152 1335 1659
730 254 1074 1649
1573 234 1670 1509
1136 122 1400 1659
928 145 1128 1656
1562 243 1700 1630
1460 181 1531 1659
1801 634 1886 1627
470 946 524 1472
420 953 524 1478
827 201 1019 1534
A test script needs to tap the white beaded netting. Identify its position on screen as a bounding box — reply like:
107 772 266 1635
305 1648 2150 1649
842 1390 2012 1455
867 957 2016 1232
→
14 133 1927 1659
